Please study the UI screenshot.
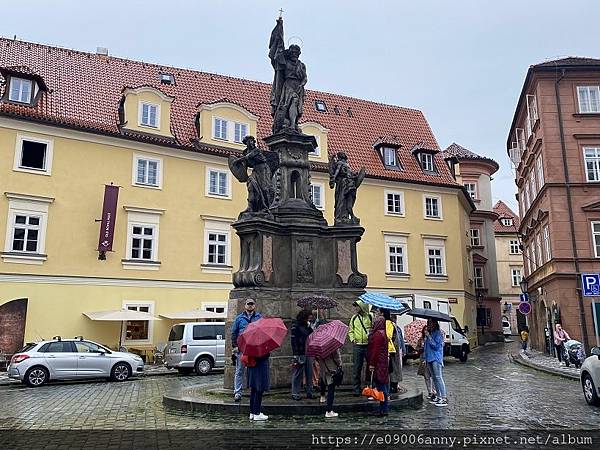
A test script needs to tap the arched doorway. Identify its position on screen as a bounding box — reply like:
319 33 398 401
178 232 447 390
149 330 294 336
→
0 298 28 354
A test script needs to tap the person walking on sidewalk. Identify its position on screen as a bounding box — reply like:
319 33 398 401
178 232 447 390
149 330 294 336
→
520 326 529 352
291 310 314 400
317 347 342 418
367 315 390 416
554 323 570 365
348 300 373 396
424 318 448 407
230 299 262 402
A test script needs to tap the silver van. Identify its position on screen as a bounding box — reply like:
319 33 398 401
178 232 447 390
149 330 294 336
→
165 322 225 375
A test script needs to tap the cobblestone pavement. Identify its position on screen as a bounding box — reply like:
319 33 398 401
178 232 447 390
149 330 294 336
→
515 348 581 379
1 342 599 430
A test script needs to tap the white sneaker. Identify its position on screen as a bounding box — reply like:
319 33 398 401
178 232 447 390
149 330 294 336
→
325 411 339 418
320 396 326 403
249 413 254 420
253 412 268 421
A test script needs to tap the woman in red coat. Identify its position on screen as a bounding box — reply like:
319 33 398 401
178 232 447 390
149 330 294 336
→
367 315 389 416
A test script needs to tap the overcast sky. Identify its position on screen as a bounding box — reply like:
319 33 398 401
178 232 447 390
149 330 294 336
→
4 0 600 212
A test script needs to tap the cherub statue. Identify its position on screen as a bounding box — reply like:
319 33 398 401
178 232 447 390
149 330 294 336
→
328 152 365 225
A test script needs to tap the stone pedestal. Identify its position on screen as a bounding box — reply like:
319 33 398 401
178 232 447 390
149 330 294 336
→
223 131 368 390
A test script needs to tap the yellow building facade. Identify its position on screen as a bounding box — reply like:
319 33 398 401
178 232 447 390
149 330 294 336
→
0 39 476 353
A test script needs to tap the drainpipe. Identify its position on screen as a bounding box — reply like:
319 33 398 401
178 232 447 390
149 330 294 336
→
555 68 591 351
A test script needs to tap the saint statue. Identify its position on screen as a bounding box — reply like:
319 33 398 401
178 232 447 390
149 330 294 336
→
228 136 278 215
268 18 307 134
328 152 365 225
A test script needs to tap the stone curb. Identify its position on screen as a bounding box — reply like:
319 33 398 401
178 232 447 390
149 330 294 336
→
163 382 423 415
510 352 579 381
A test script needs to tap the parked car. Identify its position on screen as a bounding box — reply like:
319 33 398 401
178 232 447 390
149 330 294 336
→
7 337 144 387
502 319 512 337
165 322 225 375
581 346 600 406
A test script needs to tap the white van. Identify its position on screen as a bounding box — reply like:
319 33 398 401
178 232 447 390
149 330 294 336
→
395 294 471 362
165 322 225 375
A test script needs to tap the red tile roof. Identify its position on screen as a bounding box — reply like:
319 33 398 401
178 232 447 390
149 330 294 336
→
0 38 459 188
493 200 520 233
442 143 499 173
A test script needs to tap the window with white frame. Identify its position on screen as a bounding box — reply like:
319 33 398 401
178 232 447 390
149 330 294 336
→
213 117 228 140
383 147 397 167
543 225 551 261
385 190 404 215
234 122 248 143
584 147 600 182
206 168 229 197
464 183 477 200
9 77 33 103
530 169 537 197
205 305 226 314
474 266 484 288
592 222 600 258
536 155 544 188
202 218 232 270
123 302 154 343
524 183 531 211
526 94 539 126
207 232 227 265
134 155 161 187
3 193 52 264
509 239 520 254
531 240 537 271
420 153 434 172
516 128 526 152
511 268 523 287
384 234 408 275
13 135 53 174
536 233 543 265
469 229 481 247
139 102 159 128
501 218 514 227
577 86 600 113
123 208 162 268
424 239 446 276
310 183 324 209
424 195 442 219
310 135 321 157
526 245 532 274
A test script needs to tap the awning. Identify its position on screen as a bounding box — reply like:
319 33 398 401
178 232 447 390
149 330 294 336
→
83 310 161 321
159 309 226 320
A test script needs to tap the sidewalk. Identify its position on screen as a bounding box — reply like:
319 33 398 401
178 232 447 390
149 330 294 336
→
0 364 177 386
511 348 580 380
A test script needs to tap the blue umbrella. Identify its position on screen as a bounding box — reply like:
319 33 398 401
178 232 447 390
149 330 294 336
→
359 292 410 312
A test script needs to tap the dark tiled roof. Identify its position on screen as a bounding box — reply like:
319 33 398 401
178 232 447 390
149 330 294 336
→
442 143 499 172
533 56 600 68
0 38 460 187
493 200 520 233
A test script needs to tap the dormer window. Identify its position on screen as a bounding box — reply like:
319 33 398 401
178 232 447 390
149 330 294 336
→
139 102 159 128
501 218 513 227
420 152 435 172
383 147 397 167
315 100 327 112
9 77 33 104
160 73 175 85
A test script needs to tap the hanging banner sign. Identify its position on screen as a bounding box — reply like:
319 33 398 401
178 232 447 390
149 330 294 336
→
97 185 119 257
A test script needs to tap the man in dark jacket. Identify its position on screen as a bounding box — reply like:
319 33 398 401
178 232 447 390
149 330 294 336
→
290 309 313 400
231 299 262 402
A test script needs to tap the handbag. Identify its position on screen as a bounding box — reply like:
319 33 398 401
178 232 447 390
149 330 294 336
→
332 367 344 386
417 360 426 376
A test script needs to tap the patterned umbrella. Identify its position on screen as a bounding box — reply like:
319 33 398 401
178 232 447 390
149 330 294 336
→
359 292 410 312
297 295 338 310
403 319 427 348
238 317 288 357
306 320 348 358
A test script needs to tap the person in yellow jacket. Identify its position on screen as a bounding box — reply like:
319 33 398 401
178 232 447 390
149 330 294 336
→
382 309 402 393
348 300 373 395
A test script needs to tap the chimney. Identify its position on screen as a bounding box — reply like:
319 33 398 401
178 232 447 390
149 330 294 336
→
96 47 109 57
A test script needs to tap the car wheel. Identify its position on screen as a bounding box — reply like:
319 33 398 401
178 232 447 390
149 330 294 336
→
177 368 193 375
110 362 131 382
195 357 213 375
24 366 49 387
582 374 600 406
459 347 468 363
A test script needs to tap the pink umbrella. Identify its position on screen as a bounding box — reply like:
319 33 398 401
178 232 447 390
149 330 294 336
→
238 317 288 357
306 320 348 358
403 319 427 348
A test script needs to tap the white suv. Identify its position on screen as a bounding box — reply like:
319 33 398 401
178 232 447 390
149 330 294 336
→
581 346 600 406
7 337 144 387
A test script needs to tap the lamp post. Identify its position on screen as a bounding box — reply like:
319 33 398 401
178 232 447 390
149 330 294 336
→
520 278 529 294
477 292 485 341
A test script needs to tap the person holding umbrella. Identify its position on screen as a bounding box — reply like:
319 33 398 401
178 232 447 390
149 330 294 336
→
291 310 314 400
424 318 447 407
317 347 342 418
367 314 390 416
231 299 262 402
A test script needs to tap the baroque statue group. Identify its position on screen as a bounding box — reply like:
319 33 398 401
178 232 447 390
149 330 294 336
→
228 18 365 226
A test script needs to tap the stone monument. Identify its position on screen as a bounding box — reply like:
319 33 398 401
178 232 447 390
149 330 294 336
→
224 17 367 389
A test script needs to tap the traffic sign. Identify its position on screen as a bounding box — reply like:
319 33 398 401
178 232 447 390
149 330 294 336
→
519 293 529 302
518 302 531 315
582 273 600 296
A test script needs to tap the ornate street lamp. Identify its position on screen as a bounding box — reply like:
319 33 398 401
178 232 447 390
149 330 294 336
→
520 278 529 294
